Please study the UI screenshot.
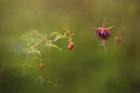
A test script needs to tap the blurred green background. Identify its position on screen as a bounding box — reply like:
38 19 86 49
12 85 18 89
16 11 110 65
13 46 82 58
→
0 0 140 93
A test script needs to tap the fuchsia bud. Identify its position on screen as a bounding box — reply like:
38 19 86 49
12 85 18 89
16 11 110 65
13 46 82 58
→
114 31 121 45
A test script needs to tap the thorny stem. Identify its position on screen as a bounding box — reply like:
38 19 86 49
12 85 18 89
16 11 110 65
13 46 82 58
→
62 27 74 43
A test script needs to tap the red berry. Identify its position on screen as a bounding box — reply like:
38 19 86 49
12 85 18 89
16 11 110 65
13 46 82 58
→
67 42 75 50
39 63 46 71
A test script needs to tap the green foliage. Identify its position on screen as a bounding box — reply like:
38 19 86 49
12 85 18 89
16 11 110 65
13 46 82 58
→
19 29 65 76
21 29 64 56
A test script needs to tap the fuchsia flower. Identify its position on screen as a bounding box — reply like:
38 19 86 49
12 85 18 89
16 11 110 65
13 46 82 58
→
96 27 111 40
93 21 113 54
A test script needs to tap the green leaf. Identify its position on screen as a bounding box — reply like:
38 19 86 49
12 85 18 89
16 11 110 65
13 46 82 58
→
54 34 63 41
49 44 62 51
50 31 63 41
50 31 62 37
21 30 63 57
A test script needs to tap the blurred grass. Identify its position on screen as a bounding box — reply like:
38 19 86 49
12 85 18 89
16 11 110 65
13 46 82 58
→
0 0 140 93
